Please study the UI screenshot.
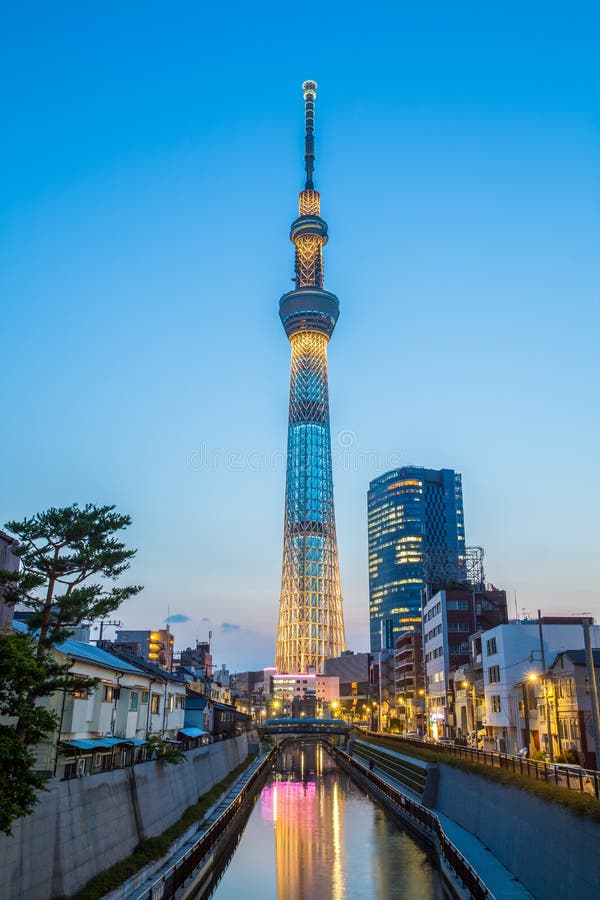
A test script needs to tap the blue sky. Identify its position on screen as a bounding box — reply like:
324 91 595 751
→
1 3 599 670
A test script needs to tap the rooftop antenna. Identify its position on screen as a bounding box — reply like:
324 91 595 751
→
302 80 317 190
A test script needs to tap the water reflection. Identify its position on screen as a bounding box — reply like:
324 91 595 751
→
209 742 442 900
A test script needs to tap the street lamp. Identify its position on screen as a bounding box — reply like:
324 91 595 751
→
461 680 477 736
416 689 425 737
397 694 405 733
516 672 538 754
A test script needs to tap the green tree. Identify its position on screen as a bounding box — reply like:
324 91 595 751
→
146 735 186 766
0 503 142 833
0 631 61 834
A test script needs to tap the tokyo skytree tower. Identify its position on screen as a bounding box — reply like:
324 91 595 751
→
275 81 346 674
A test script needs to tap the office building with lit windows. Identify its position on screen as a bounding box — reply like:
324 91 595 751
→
114 628 174 672
368 467 466 651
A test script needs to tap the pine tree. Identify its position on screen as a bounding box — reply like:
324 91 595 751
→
0 503 142 833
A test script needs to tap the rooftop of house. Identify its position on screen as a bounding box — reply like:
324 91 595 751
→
552 648 600 667
12 619 144 675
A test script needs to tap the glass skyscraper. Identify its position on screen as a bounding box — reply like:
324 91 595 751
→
368 467 466 651
275 82 345 674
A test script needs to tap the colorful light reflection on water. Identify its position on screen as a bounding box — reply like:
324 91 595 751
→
208 743 443 900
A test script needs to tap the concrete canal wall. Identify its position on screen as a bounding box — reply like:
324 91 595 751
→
435 763 600 900
348 739 599 899
0 733 253 900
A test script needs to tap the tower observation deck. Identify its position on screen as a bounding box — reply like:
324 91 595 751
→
275 81 346 674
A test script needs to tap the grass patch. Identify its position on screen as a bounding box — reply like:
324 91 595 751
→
361 735 600 823
56 753 257 900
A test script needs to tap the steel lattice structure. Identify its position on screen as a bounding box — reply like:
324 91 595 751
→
275 82 346 674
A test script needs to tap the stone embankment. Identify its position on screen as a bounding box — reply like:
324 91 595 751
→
0 733 255 900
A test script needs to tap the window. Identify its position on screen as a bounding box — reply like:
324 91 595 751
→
488 665 501 684
559 719 568 739
129 692 139 711
167 694 175 713
103 685 114 703
141 691 149 705
151 694 161 715
491 695 501 713
486 637 497 656
72 683 88 700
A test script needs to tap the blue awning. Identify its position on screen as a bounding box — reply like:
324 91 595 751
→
124 738 147 747
179 727 208 738
60 738 129 751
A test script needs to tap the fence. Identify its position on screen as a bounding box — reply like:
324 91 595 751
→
60 731 252 781
329 743 492 900
365 732 600 798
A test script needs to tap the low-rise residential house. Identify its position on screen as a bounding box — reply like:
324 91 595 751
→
12 621 186 778
184 692 213 736
540 649 600 768
108 651 186 738
206 680 231 703
213 701 237 738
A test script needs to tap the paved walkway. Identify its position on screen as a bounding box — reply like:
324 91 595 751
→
351 745 533 900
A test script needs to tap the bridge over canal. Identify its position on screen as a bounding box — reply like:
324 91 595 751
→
259 716 350 739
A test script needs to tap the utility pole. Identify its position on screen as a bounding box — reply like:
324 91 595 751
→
537 610 554 762
583 617 600 768
521 682 531 753
96 619 122 643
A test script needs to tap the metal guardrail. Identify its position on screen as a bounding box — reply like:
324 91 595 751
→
365 732 600 799
352 741 427 795
139 746 280 900
330 744 492 900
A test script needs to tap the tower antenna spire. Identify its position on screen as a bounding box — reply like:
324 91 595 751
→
302 80 317 189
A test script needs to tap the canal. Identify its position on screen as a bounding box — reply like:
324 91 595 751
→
205 742 443 900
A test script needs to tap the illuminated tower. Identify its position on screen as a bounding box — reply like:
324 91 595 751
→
275 81 345 674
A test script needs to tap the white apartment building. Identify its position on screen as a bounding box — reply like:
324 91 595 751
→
478 619 600 755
